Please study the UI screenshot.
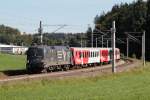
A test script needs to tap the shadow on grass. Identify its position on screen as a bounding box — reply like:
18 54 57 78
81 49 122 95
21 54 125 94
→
0 69 27 76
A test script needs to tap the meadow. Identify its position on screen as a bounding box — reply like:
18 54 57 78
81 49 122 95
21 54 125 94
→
0 53 150 100
0 53 26 71
0 64 150 100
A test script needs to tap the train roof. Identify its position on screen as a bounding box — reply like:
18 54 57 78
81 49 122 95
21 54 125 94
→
71 47 111 49
48 46 69 50
29 45 69 50
0 43 28 48
70 47 119 51
29 46 119 51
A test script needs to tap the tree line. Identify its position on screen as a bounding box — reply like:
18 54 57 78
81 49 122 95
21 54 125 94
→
0 24 85 47
87 0 150 60
0 0 150 60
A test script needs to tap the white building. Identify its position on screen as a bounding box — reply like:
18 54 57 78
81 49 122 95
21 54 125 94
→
0 44 28 55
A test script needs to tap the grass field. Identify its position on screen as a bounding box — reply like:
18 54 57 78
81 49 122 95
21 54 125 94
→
0 53 150 100
0 53 26 71
0 64 150 100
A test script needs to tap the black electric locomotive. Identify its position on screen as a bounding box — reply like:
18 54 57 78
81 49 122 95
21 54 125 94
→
26 46 71 72
26 45 120 73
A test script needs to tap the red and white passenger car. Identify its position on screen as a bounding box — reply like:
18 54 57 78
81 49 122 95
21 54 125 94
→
70 47 120 65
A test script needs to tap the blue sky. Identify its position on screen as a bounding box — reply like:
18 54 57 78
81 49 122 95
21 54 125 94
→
0 0 134 34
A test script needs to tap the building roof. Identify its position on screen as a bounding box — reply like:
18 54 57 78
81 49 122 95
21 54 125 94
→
0 43 27 48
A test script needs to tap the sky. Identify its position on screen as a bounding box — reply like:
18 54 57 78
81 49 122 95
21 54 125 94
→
0 0 135 34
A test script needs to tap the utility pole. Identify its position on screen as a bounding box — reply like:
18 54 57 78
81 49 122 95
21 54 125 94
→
81 39 82 48
142 31 146 66
107 40 109 48
38 21 43 44
111 21 116 73
89 24 93 48
96 38 97 48
102 35 103 47
126 34 129 59
85 41 86 47
91 29 93 48
81 35 83 48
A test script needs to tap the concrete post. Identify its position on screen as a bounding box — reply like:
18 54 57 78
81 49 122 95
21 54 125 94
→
142 31 146 66
127 34 129 59
112 21 116 73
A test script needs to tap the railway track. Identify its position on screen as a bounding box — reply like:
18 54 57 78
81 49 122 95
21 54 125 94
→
0 59 142 84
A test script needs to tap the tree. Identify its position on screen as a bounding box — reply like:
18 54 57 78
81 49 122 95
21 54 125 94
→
0 24 21 45
94 0 147 59
146 0 150 60
86 26 93 47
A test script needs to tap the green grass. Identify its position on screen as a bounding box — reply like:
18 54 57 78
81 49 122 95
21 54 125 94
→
0 64 150 100
0 53 26 71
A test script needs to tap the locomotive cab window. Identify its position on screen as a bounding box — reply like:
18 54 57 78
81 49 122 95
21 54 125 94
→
27 47 44 58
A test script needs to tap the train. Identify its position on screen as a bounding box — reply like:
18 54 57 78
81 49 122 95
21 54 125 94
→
26 45 120 73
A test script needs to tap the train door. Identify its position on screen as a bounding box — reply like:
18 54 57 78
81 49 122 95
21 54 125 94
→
57 50 63 64
100 49 109 62
64 50 71 64
46 48 56 65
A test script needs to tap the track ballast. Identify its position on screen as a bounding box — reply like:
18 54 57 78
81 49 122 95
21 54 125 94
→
0 59 141 84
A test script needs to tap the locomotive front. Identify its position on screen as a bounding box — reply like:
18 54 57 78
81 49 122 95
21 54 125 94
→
26 46 45 72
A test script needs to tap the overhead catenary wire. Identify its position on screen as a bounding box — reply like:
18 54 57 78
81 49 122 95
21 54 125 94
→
128 34 141 44
125 31 145 66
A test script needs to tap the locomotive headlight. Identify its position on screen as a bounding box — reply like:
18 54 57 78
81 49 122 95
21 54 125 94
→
40 60 47 68
41 60 45 63
41 60 46 65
